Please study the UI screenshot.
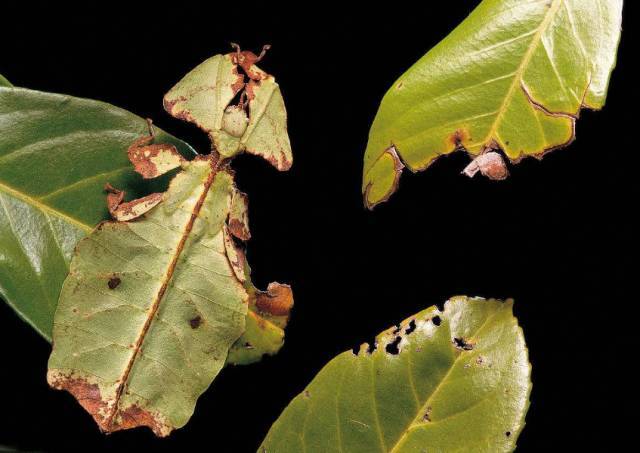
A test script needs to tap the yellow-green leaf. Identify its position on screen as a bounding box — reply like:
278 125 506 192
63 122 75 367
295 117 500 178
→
0 74 11 88
164 48 292 170
46 50 295 434
261 297 531 453
48 158 254 436
363 0 623 208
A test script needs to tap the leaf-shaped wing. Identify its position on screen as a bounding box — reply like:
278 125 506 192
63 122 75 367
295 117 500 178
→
0 86 195 339
362 0 623 208
241 77 293 171
163 52 292 169
228 281 293 365
260 297 531 453
47 160 248 436
163 54 243 149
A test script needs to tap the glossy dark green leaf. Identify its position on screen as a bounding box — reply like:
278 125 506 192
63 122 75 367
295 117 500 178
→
362 0 623 208
0 86 195 339
261 297 531 453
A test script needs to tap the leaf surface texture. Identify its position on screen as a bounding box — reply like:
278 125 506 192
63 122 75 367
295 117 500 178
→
362 0 623 208
261 297 531 453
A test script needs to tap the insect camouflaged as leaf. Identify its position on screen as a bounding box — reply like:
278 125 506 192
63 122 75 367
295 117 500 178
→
47 47 294 436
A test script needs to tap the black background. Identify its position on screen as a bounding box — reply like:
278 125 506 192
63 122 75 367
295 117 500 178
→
0 2 636 452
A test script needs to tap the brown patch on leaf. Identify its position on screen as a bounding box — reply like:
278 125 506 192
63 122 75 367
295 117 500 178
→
462 151 509 180
108 276 121 289
423 406 432 422
223 226 246 282
449 128 470 148
47 373 109 429
255 282 293 317
116 404 169 437
127 133 184 179
228 189 250 240
105 184 163 221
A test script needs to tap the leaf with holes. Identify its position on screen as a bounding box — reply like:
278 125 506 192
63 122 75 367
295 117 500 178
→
362 0 623 208
0 85 195 339
260 296 531 453
47 48 294 436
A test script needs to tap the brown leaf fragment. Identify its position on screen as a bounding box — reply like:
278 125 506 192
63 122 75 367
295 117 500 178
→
228 189 250 240
127 132 184 179
105 183 163 221
115 404 169 437
255 283 293 317
462 151 509 180
47 373 109 428
223 226 246 282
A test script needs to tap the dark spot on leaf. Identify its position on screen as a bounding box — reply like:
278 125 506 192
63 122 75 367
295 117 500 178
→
244 342 254 349
189 316 202 329
506 431 512 437
423 407 432 422
303 390 311 399
453 337 475 351
108 277 121 289
432 316 442 326
449 128 469 148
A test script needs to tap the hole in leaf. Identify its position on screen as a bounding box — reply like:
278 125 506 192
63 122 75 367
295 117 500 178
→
405 319 417 335
385 336 402 355
432 316 442 326
453 337 474 351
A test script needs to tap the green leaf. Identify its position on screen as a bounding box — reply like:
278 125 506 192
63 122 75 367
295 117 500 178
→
164 46 293 170
0 85 288 365
229 281 293 365
0 74 12 87
48 159 243 436
362 0 623 208
260 297 531 453
46 49 295 435
0 86 195 340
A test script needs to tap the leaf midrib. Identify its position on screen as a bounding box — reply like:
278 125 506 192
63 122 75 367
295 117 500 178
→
103 158 219 429
0 181 92 233
371 0 563 163
482 0 563 148
386 310 498 453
